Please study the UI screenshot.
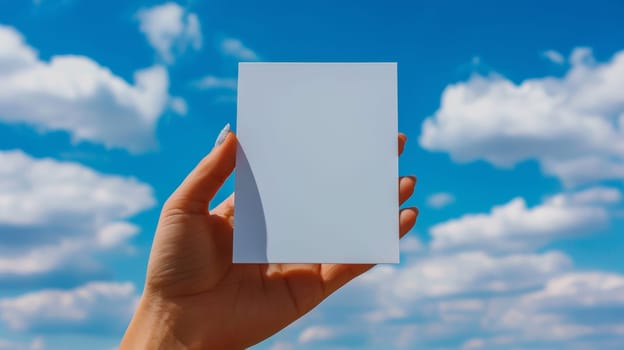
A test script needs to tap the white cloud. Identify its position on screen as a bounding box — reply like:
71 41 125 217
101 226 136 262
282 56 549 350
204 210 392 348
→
375 251 571 302
483 272 624 344
193 75 238 90
298 325 336 344
0 241 80 275
426 192 455 209
0 282 139 333
0 24 176 152
137 2 202 63
96 222 140 249
0 27 37 74
0 150 154 227
219 37 259 61
420 48 624 186
430 187 621 253
542 49 565 64
0 150 155 278
326 250 570 328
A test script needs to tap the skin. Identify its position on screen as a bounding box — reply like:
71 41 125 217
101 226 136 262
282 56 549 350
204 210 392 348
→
120 131 418 350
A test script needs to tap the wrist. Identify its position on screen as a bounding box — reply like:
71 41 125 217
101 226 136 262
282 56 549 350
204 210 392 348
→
120 295 189 350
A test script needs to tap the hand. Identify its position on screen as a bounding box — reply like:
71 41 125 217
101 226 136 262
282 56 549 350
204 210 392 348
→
120 130 418 350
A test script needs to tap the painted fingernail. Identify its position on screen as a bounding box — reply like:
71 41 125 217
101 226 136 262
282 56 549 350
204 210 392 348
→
214 123 230 148
401 207 420 215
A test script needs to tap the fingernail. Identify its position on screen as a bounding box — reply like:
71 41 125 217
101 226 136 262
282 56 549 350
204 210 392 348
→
407 175 417 182
401 207 420 215
214 123 230 148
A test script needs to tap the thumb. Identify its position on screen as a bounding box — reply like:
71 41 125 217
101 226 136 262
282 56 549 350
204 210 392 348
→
165 124 237 214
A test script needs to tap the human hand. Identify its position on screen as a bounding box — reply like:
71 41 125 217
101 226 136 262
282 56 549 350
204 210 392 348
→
120 127 418 349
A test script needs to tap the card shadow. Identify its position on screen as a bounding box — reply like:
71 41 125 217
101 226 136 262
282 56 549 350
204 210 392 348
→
233 141 269 262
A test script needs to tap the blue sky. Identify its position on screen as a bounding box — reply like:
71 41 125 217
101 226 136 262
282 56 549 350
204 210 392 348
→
1 0 623 349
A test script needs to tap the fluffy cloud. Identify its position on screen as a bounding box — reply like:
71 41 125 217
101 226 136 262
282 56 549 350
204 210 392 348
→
219 37 259 61
420 48 624 186
0 150 153 229
307 250 570 326
0 24 175 152
137 2 202 63
363 251 571 304
430 187 621 253
0 282 138 334
502 272 624 330
0 150 155 282
494 272 624 339
426 192 455 209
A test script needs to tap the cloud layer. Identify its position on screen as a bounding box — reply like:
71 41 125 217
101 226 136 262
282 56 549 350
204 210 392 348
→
275 186 624 349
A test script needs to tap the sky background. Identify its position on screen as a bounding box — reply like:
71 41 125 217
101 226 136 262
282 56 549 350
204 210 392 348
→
1 0 624 349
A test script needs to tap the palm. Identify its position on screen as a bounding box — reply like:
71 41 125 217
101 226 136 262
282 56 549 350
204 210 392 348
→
140 132 417 349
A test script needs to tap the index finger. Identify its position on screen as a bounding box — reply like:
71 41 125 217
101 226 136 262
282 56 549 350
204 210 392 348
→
164 129 238 215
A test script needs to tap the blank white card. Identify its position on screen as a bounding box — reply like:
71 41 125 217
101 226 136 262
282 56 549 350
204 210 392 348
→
234 63 398 263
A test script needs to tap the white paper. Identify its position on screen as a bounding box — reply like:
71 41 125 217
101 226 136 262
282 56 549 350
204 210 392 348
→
234 62 398 263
